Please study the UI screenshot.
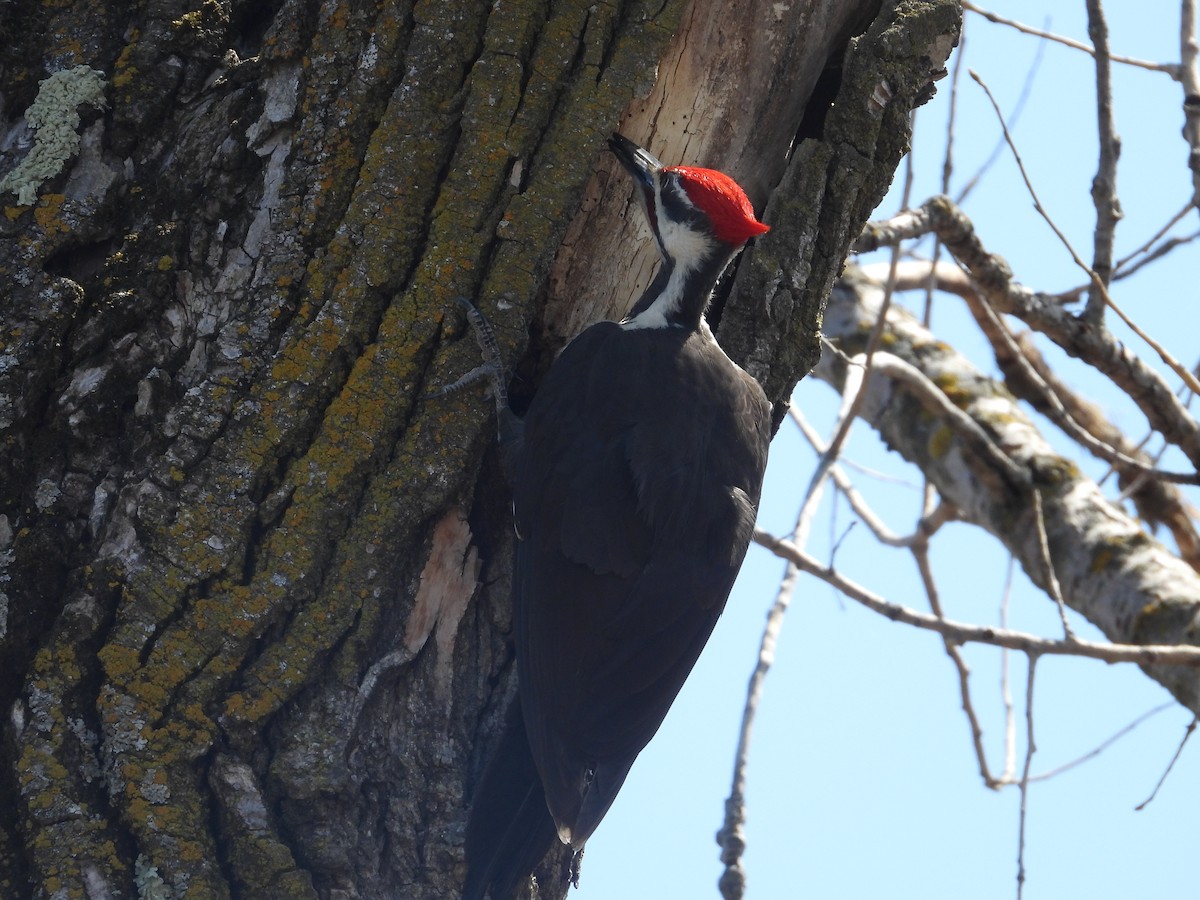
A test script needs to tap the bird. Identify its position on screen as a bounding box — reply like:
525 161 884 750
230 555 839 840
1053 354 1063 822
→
463 132 772 900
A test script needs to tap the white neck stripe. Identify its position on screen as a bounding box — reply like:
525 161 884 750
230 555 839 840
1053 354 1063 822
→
621 266 685 329
622 180 715 330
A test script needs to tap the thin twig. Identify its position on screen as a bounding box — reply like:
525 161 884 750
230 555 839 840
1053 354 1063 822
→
968 69 1096 282
957 26 1048 205
857 259 1200 567
1084 0 1122 324
928 11 968 324
796 406 996 786
915 538 1001 787
837 454 924 489
823 331 1035 491
719 373 871 897
860 350 1031 489
1103 290 1200 397
1016 654 1039 900
1037 492 1085 639
719 240 915 898
752 529 1200 667
1114 228 1200 282
1113 201 1197 277
942 14 965 199
972 69 1200 399
962 1 1180 76
791 408 954 548
1135 715 1198 809
1180 0 1200 210
1030 702 1175 782
999 556 1018 784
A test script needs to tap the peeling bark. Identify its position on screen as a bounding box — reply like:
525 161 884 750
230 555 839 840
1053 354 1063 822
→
0 1 958 897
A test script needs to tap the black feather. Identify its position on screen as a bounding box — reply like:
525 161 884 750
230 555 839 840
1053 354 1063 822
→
463 701 559 900
514 322 770 847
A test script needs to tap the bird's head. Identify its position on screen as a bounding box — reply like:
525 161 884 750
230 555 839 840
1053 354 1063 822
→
608 133 769 269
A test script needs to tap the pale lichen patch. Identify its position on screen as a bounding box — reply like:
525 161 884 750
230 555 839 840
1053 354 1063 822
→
0 66 108 206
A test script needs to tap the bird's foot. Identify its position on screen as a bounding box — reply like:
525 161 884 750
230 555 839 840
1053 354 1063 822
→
444 296 509 411
440 298 524 481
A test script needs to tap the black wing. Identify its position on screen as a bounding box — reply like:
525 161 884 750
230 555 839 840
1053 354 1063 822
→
512 322 769 846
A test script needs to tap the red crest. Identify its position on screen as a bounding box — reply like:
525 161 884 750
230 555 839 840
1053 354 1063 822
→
664 166 770 246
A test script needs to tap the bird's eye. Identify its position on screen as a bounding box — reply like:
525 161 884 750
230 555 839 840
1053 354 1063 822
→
661 174 692 208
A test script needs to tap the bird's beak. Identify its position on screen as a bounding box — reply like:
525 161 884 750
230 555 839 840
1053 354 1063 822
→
608 133 661 189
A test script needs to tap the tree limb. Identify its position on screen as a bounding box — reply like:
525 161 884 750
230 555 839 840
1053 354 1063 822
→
862 258 1200 571
817 270 1200 714
855 196 1200 468
753 530 1200 668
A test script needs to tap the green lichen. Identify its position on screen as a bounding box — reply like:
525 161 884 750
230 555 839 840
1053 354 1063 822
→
134 853 172 900
0 66 107 206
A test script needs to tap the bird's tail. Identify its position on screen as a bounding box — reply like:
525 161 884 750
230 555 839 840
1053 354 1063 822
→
463 700 559 900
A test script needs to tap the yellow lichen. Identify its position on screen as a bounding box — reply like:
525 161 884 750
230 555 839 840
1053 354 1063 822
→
928 423 954 459
112 33 140 89
1090 546 1114 573
33 194 69 236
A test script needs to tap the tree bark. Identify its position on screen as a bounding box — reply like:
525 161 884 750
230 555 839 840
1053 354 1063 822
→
0 1 958 897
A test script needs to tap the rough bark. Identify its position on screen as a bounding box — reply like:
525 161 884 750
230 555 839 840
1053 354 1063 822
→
818 270 1200 713
0 1 958 897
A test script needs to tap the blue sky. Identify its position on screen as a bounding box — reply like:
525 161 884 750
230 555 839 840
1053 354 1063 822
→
575 4 1200 899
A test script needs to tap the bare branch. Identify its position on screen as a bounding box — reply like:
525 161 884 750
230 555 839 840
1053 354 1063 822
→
972 68 1200 397
958 27 1050 206
1113 201 1197 278
1135 715 1198 809
847 348 1031 489
1099 290 1200 397
862 256 1200 571
792 409 896 543
969 69 1105 287
970 289 1199 484
1181 0 1200 210
718 198 920 896
914 536 1004 786
1032 489 1076 640
856 197 1200 469
962 2 1180 76
818 272 1200 712
1030 702 1175 783
791 408 955 548
1083 0 1123 324
999 558 1019 784
719 359 872 898
1016 654 1038 900
1115 227 1200 282
753 530 1200 666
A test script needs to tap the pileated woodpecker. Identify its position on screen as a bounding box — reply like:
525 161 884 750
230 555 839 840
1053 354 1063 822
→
464 133 771 900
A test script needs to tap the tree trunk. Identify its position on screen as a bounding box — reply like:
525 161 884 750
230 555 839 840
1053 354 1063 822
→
0 1 958 897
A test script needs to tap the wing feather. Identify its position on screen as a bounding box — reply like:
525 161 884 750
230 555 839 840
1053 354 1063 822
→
513 322 770 845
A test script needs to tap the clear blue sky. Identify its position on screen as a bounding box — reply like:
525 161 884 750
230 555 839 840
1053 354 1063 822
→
576 4 1200 899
